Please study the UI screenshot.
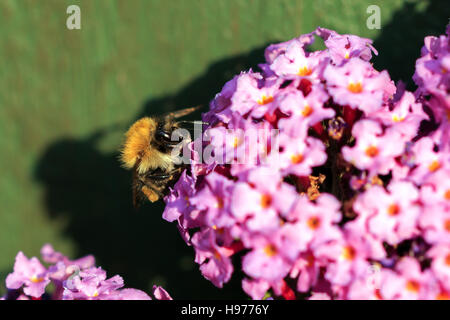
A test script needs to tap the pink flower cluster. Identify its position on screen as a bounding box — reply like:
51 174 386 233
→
1 244 172 300
164 25 450 299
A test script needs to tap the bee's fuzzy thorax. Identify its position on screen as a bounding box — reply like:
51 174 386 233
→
120 117 173 174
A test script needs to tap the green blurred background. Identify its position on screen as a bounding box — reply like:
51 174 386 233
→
0 0 448 299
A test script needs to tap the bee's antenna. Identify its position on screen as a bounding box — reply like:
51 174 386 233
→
165 105 203 119
177 120 209 126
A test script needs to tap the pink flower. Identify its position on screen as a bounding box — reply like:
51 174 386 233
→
264 31 316 65
152 285 173 300
61 266 155 300
2 244 166 300
163 170 199 226
269 39 326 82
413 32 450 100
345 277 382 300
269 132 327 177
230 167 297 231
418 202 450 245
158 24 450 300
285 194 342 251
41 243 95 271
364 182 420 245
324 59 394 114
191 229 234 288
379 258 434 300
308 292 332 300
5 252 50 298
410 137 450 184
203 114 272 169
228 71 279 119
111 288 152 300
342 119 404 176
321 29 378 65
207 76 239 124
62 267 124 300
242 278 271 300
289 251 322 293
368 91 428 140
277 85 335 128
316 229 377 287
190 172 235 229
428 244 450 291
419 169 450 206
242 233 293 282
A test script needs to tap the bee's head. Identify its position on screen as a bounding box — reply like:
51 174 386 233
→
154 118 179 145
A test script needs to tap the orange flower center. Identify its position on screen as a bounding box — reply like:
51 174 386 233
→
215 197 224 209
264 244 278 257
387 203 400 216
298 65 313 76
445 219 450 232
445 189 450 201
445 253 450 267
347 81 363 93
365 145 379 158
437 292 450 300
260 194 272 209
30 275 44 283
307 216 321 230
428 160 441 172
374 289 383 300
392 114 405 122
405 280 420 293
212 225 224 234
341 246 356 261
305 253 315 267
301 105 313 117
233 136 243 148
214 250 222 261
290 153 304 164
258 95 274 105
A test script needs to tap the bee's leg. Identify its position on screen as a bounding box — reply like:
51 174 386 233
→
141 177 170 200
141 185 160 203
143 172 173 180
144 167 184 180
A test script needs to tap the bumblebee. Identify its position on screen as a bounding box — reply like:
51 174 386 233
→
120 106 200 207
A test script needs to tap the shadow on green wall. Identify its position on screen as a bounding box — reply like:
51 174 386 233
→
33 1 449 299
372 0 449 89
33 44 270 299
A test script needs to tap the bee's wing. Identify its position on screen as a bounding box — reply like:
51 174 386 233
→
163 105 202 120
